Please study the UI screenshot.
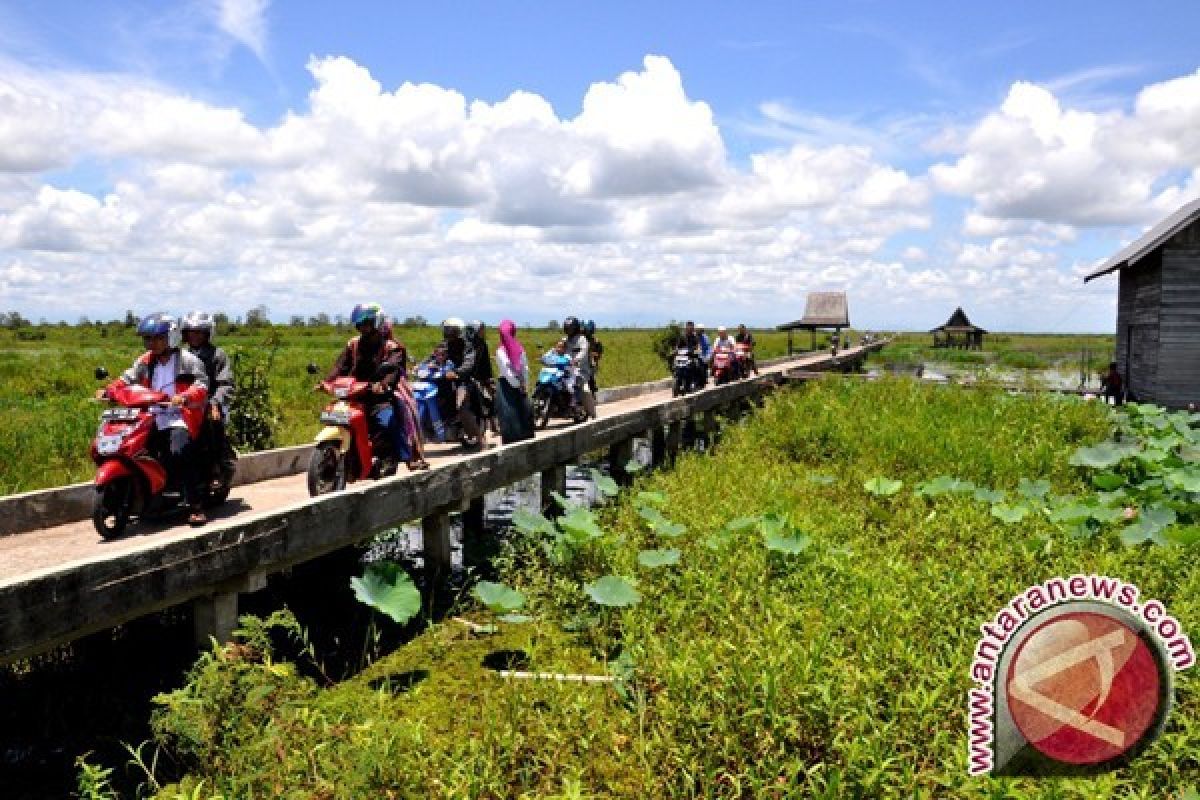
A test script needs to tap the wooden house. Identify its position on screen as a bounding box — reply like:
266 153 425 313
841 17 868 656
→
1084 198 1200 408
930 307 986 349
778 292 849 354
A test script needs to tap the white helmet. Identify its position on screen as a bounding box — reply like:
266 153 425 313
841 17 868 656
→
182 310 216 342
442 316 466 340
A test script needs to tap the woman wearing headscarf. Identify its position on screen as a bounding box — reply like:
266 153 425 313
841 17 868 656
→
493 319 534 443
380 316 429 469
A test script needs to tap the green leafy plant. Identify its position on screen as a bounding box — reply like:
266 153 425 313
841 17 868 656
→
637 548 681 568
472 581 526 614
584 575 641 607
350 561 422 625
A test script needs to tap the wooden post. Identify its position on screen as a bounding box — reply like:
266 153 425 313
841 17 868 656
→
462 496 486 541
193 592 238 650
607 438 634 486
540 465 566 514
787 329 793 356
650 426 666 467
422 512 453 578
666 420 683 462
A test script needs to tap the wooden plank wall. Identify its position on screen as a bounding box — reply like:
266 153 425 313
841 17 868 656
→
1117 254 1161 402
1159 218 1200 407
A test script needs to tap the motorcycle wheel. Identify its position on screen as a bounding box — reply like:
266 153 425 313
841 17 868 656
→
307 441 347 496
93 477 135 540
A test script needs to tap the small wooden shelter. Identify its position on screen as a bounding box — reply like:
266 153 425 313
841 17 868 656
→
778 292 849 354
930 307 986 350
1084 197 1200 408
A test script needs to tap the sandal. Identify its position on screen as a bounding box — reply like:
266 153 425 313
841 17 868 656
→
188 509 208 526
407 459 430 471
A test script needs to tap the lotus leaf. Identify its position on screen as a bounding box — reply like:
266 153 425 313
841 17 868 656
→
473 581 526 613
637 548 681 568
350 562 422 625
584 575 641 607
864 477 903 496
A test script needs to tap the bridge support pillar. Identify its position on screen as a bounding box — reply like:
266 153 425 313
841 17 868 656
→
607 438 635 486
650 426 666 467
422 512 453 578
193 592 238 650
462 496 486 541
540 465 566 514
666 420 683 462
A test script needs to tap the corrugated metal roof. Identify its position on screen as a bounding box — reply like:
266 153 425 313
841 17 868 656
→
777 291 850 329
1084 197 1200 282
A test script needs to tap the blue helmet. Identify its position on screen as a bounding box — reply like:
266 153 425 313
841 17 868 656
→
351 302 383 329
136 312 181 349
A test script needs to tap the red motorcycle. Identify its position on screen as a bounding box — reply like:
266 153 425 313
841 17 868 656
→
734 342 752 380
91 371 233 539
306 372 400 496
711 347 736 385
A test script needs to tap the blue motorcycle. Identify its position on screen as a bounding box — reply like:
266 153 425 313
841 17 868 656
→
411 359 461 443
532 353 585 428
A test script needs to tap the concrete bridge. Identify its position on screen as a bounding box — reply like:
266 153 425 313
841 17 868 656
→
0 343 884 664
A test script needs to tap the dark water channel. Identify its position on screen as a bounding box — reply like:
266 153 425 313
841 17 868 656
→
0 421 721 798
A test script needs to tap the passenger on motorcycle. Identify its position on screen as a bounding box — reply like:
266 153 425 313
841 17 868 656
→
380 316 428 470
324 303 410 471
735 323 759 376
181 311 237 488
467 319 498 436
440 317 484 449
563 316 596 420
96 312 211 525
583 319 603 393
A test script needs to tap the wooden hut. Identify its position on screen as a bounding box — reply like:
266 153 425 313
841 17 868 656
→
930 307 986 350
778 292 849 354
1084 197 1200 408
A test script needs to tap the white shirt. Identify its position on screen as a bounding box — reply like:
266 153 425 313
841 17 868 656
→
151 353 178 396
495 346 529 390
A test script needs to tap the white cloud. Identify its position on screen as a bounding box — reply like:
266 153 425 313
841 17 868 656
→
932 72 1200 228
212 0 269 60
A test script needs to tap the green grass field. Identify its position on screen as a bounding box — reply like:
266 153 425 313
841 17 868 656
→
137 378 1198 799
0 323 808 494
870 332 1115 377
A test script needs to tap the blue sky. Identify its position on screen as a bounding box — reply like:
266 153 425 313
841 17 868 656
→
2 1 1199 331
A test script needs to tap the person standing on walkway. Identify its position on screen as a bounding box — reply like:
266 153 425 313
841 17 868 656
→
494 319 535 443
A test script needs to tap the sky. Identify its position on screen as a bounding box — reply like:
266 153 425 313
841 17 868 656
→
2 1 1199 331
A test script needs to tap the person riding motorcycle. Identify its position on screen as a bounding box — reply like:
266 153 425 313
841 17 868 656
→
95 312 211 525
735 324 758 375
324 303 410 470
181 311 237 487
711 324 737 380
379 316 428 470
441 317 484 448
563 316 596 420
466 319 498 436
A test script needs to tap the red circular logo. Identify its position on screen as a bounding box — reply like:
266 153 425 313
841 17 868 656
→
1005 611 1163 765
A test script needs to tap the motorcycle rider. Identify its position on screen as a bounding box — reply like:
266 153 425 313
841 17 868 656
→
735 323 759 376
712 324 737 380
583 319 603 393
467 319 498 436
181 311 237 487
696 323 712 387
95 312 211 525
675 321 704 390
379 316 428 470
324 303 410 471
441 317 484 448
563 316 596 420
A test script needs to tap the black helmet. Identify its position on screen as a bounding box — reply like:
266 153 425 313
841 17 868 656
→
583 319 596 336
562 316 581 336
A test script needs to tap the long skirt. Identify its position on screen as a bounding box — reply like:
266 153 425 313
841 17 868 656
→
394 380 423 458
495 379 534 444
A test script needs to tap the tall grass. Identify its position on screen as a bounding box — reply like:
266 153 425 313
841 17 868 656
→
144 379 1198 798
